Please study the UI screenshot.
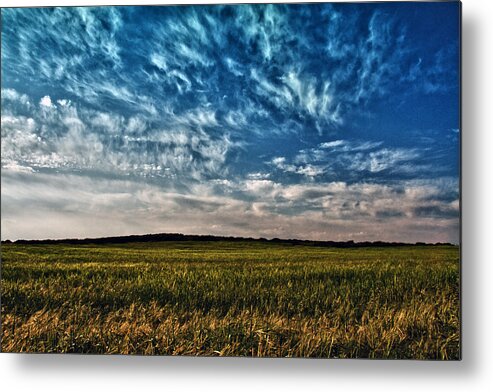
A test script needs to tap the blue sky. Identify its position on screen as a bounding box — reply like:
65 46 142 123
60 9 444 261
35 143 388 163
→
1 3 460 242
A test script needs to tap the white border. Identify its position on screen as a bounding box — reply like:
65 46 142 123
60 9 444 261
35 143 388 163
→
2 1 493 391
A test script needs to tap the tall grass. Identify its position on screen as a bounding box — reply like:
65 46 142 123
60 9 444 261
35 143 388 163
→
1 242 460 358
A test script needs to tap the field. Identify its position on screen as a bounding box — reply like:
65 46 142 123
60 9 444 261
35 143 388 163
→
1 241 460 359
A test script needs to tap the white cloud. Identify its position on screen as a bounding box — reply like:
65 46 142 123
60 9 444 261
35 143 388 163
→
367 149 420 173
2 97 238 180
225 57 244 77
1 171 459 243
150 53 168 71
1 88 31 107
247 172 270 180
319 140 345 149
39 95 54 108
275 140 422 177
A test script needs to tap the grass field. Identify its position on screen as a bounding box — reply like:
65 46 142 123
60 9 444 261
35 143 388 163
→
0 241 460 359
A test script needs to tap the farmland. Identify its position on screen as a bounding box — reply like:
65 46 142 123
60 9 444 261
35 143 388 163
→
1 241 460 359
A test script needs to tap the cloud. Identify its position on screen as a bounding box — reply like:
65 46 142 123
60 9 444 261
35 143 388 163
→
2 89 238 181
39 95 54 108
353 148 421 173
251 68 340 129
2 5 456 140
2 88 31 107
318 140 383 152
269 140 425 180
270 156 325 178
319 140 345 149
1 170 459 243
1 4 459 243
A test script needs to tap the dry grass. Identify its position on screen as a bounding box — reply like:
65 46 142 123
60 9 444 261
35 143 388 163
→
1 241 460 358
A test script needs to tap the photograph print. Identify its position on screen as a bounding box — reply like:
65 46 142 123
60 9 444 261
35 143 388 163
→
1 2 460 358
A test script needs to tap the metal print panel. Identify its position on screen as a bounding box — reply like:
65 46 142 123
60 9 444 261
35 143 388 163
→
0 2 461 358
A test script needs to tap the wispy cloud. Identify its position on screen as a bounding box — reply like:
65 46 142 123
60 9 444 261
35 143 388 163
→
1 3 460 242
1 5 457 138
1 89 238 180
269 140 427 180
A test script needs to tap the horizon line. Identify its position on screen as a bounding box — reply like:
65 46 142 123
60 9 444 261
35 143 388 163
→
0 231 458 247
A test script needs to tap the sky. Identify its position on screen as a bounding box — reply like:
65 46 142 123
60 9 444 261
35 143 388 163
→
1 2 460 243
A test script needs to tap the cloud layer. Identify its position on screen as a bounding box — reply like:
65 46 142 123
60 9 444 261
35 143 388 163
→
1 3 460 242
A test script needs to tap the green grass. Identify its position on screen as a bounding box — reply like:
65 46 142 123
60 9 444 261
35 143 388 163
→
1 241 460 358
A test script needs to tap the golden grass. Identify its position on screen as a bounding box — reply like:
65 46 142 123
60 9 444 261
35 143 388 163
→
1 242 460 358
